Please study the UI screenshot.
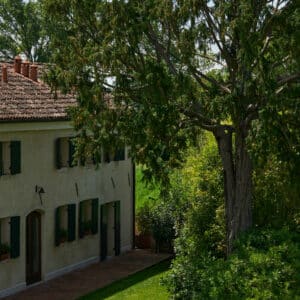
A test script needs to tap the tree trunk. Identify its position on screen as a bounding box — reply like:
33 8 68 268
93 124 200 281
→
214 126 252 255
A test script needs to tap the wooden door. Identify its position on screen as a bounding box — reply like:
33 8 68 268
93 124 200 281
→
100 204 108 261
26 211 41 285
114 201 121 256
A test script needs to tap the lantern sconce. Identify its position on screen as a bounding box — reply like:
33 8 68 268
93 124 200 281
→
35 185 45 205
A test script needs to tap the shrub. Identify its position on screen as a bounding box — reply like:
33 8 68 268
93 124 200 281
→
164 228 300 299
136 203 153 235
151 201 176 252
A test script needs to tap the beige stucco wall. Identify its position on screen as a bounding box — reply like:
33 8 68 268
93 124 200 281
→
0 122 134 295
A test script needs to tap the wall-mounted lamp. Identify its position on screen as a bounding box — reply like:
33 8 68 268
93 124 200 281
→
35 185 45 205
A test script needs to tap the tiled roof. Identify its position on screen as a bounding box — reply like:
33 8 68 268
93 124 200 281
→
0 62 77 122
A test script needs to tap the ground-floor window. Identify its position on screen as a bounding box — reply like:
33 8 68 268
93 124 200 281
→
55 204 76 246
79 199 99 238
0 216 20 260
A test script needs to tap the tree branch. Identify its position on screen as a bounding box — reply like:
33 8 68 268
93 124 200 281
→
277 73 300 85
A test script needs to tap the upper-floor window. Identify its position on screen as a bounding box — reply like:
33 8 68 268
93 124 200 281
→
55 137 75 169
113 147 125 161
0 141 21 175
103 147 125 164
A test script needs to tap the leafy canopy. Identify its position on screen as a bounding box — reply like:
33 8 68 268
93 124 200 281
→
43 0 299 181
0 0 50 62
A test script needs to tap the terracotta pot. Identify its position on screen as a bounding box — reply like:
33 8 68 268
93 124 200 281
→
60 237 67 243
135 234 152 249
0 253 10 261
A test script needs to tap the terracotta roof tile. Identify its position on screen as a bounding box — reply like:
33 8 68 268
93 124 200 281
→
0 63 77 122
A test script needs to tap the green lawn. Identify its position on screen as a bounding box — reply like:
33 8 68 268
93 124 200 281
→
79 260 171 300
135 165 160 211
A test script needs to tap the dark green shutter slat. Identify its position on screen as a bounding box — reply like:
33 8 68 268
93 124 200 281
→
104 151 110 163
91 199 99 234
10 141 21 174
114 201 121 256
55 139 61 169
68 204 76 242
79 202 84 238
0 142 3 176
68 139 75 167
10 216 20 258
114 148 125 161
55 207 61 246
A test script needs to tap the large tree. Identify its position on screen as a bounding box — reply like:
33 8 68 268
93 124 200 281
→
0 0 50 61
43 0 299 253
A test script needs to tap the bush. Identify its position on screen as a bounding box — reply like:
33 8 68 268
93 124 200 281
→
164 228 300 299
151 201 176 252
136 203 153 235
168 133 226 257
253 156 300 229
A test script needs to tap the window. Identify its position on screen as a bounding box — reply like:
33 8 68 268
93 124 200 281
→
113 147 125 161
103 147 125 163
55 137 75 169
0 141 21 175
79 149 100 167
0 216 20 261
79 199 99 238
55 204 76 246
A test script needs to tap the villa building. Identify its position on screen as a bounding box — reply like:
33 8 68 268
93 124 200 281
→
0 58 134 297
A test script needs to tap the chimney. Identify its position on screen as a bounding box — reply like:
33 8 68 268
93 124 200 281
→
29 64 38 82
21 61 30 77
14 56 22 73
2 65 8 83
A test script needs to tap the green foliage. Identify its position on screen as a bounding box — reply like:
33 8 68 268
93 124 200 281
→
59 228 68 240
167 133 226 256
0 0 50 61
253 155 300 229
164 228 300 299
136 203 153 235
0 242 10 255
43 0 299 249
135 165 160 211
150 201 176 252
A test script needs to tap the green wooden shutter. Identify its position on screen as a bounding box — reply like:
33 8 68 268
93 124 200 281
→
55 207 61 246
100 205 108 261
68 204 76 242
79 202 84 238
114 201 121 256
104 151 110 163
55 138 61 169
91 199 99 234
68 138 75 168
10 216 20 258
10 141 21 174
0 142 3 176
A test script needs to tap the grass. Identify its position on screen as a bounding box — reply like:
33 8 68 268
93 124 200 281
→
79 260 171 300
135 165 160 211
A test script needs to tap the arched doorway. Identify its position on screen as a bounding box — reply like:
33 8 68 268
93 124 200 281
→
26 211 42 285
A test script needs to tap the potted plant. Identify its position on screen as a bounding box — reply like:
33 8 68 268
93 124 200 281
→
83 220 92 235
0 243 10 261
59 229 68 243
135 204 154 249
